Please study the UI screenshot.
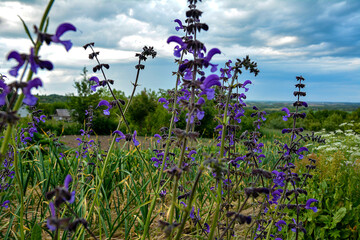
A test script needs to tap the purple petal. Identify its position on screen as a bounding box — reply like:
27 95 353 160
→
190 206 195 219
89 76 99 84
7 51 23 62
49 202 56 216
174 19 183 31
297 147 309 153
23 78 43 106
282 128 291 134
1 200 10 208
167 36 185 47
0 81 10 106
113 130 126 142
197 110 205 120
47 218 57 231
202 74 221 89
64 175 72 189
7 51 25 77
197 97 205 105
243 80 252 87
158 97 168 103
204 88 215 100
68 191 76 204
306 198 319 207
58 40 73 51
204 48 221 62
204 223 210 233
52 23 76 51
55 23 76 38
40 115 46 122
281 107 290 115
98 100 111 115
133 130 140 146
215 125 223 130
154 134 161 143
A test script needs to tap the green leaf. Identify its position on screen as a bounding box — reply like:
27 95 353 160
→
30 223 42 240
329 229 341 239
318 214 331 224
18 16 36 46
308 221 316 235
331 207 347 229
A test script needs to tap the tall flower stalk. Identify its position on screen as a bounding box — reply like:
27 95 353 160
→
76 43 156 238
0 1 77 239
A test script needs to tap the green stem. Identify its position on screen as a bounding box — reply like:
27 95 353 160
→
0 0 54 163
13 141 24 240
174 167 203 240
166 66 197 240
208 69 239 240
141 73 181 240
76 47 151 239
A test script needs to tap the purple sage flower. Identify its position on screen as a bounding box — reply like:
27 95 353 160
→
305 198 318 212
7 51 26 77
0 80 10 106
132 130 140 146
1 200 10 208
296 147 309 159
50 23 77 51
47 202 57 231
23 78 43 105
113 130 126 142
204 223 210 233
275 220 287 231
281 107 291 121
154 134 162 143
158 97 169 109
98 100 112 115
89 76 100 91
174 19 183 31
200 74 221 100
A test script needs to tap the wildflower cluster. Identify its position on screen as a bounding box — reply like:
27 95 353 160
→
0 1 329 239
46 175 96 239
0 8 77 229
250 76 322 240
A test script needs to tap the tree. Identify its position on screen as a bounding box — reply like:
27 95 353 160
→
69 67 102 124
73 67 92 97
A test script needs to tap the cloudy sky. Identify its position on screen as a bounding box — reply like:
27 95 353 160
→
0 0 359 102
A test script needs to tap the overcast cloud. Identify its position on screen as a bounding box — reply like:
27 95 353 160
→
0 0 359 102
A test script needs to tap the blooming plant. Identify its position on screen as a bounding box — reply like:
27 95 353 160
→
0 0 341 240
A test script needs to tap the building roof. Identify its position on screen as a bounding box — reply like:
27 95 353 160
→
55 109 71 117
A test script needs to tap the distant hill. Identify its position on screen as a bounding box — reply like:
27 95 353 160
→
241 101 360 112
36 94 70 104
35 94 360 111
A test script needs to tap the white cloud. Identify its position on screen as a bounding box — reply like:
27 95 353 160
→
0 0 359 101
0 1 42 35
267 36 298 46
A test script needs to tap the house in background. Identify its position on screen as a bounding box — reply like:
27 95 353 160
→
53 109 72 121
18 105 30 118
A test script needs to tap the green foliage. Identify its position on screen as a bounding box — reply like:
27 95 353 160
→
38 101 68 116
39 119 82 135
30 223 42 240
127 89 159 135
38 94 69 104
295 148 360 239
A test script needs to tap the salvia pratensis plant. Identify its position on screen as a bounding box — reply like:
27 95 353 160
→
0 0 328 239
